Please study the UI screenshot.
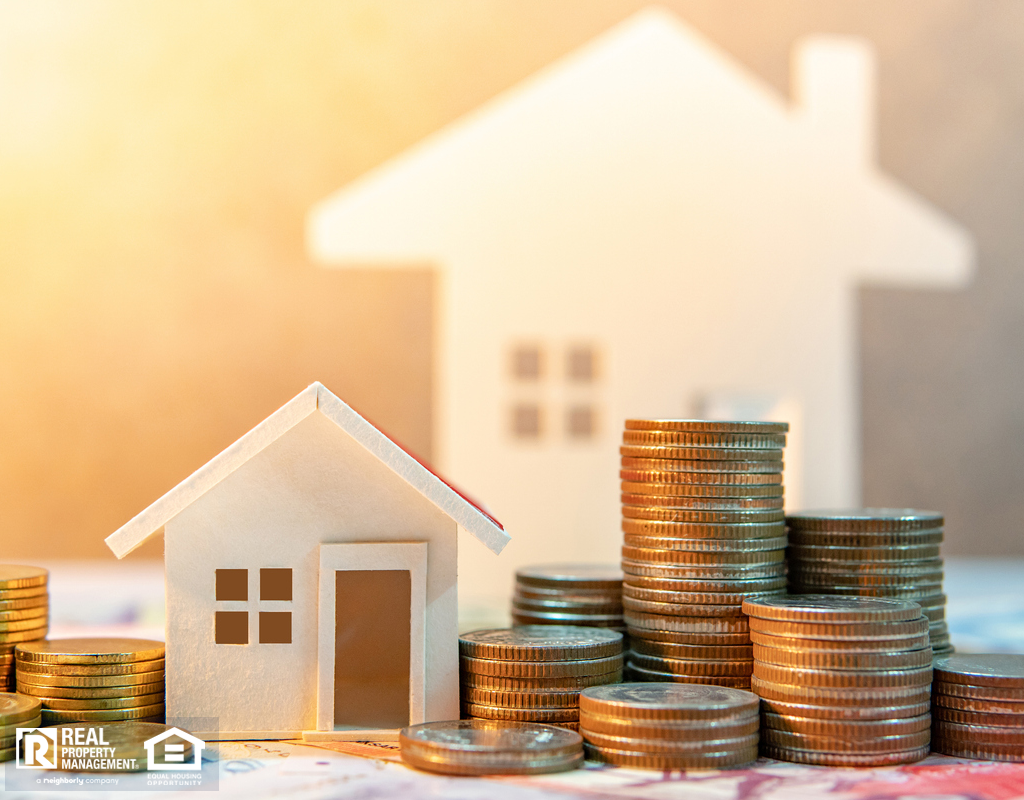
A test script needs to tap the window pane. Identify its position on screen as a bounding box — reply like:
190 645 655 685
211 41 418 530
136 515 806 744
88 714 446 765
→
259 611 292 644
511 404 542 438
261 568 292 601
215 611 248 644
567 405 595 438
215 569 248 601
510 345 542 381
567 346 596 382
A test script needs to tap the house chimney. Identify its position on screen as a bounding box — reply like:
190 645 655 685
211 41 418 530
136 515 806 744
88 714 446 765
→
794 36 876 166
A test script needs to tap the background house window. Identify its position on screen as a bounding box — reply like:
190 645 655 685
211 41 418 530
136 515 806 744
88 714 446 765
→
511 345 542 380
216 569 248 601
511 404 542 438
259 611 292 644
567 345 596 382
261 568 292 601
566 405 596 439
215 611 248 644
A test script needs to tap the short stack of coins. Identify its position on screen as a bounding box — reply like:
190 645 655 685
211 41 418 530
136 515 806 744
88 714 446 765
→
15 638 165 726
579 683 760 769
744 595 932 766
459 626 623 731
785 509 951 655
0 693 42 761
931 654 1024 762
511 564 624 633
619 419 788 689
0 565 49 690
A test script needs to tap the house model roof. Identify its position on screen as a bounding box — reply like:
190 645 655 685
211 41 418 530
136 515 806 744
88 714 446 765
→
104 382 508 559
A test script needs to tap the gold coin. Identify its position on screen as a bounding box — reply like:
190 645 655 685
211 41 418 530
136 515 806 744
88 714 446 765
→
931 693 1024 713
624 420 789 434
32 692 165 711
752 663 932 689
625 661 751 688
933 654 1024 689
933 720 1024 744
785 510 943 532
752 644 933 670
622 597 745 617
0 566 48 590
630 638 753 660
459 655 621 679
626 626 752 646
461 688 580 708
511 596 622 612
41 703 165 723
0 715 42 736
751 676 931 705
0 616 49 632
788 529 944 547
622 430 786 448
620 444 783 462
18 670 165 689
510 611 623 626
583 729 759 754
622 545 785 564
623 585 784 606
620 456 783 474
749 630 932 652
15 638 165 665
622 519 785 540
401 747 582 777
624 610 749 633
933 682 1024 701
747 616 929 641
461 702 579 722
761 744 929 766
764 728 931 754
621 482 783 498
930 739 1024 761
761 697 931 721
620 469 783 485
623 535 787 552
460 671 621 691
14 682 164 700
16 658 165 676
0 604 48 619
0 692 42 724
931 707 1024 727
583 742 758 769
579 712 758 739
0 627 48 643
458 628 622 662
628 652 751 677
622 492 784 510
0 745 15 762
742 595 923 624
0 586 47 600
622 560 786 581
623 506 785 524
786 543 941 562
761 711 931 736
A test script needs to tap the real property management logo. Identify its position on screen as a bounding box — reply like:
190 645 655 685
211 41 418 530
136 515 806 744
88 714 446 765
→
16 725 205 772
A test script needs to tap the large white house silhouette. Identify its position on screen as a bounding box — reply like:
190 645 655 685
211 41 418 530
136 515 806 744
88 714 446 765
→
308 8 974 611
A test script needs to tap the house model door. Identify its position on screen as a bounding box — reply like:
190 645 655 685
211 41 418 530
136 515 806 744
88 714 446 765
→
313 542 427 740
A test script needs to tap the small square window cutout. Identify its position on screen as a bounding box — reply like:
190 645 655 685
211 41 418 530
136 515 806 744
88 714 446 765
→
567 405 595 439
511 345 543 381
259 611 292 644
512 404 542 439
215 569 248 602
567 346 597 382
261 568 292 601
215 611 248 645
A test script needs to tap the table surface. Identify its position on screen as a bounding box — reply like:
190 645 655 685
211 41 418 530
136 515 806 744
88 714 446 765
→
3 557 1022 799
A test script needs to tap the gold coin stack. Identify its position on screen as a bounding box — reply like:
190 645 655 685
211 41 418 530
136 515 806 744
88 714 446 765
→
744 595 933 766
0 693 42 761
459 626 623 731
619 419 788 689
511 564 624 633
931 654 1024 762
785 510 951 655
579 683 760 769
0 565 49 690
400 719 583 775
15 638 165 726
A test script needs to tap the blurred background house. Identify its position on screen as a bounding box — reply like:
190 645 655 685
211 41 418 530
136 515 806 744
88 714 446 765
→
1 3 1021 614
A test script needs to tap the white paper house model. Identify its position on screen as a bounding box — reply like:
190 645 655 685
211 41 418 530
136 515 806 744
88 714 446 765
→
104 382 508 741
307 8 975 611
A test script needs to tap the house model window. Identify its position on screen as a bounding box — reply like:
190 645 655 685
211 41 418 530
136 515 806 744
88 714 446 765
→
567 405 595 439
511 404 542 439
511 345 542 381
567 346 596 382
214 568 293 645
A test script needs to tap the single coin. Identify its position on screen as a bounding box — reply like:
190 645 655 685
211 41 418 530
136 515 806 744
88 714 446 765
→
460 655 621 679
762 727 930 753
622 481 784 499
752 645 933 671
624 661 751 688
761 697 931 721
622 560 786 581
622 597 745 617
761 744 929 767
0 715 42 737
14 682 165 700
623 535 788 553
620 445 783 462
583 742 758 769
624 610 749 634
0 606 49 622
50 722 192 772
931 694 1024 714
624 585 783 606
0 692 43 725
752 663 932 689
933 681 1024 702
0 626 48 643
933 720 1024 744
462 703 580 722
786 558 945 576
931 707 1024 727
626 626 752 647
761 711 930 737
510 611 624 627
620 456 784 474
787 585 944 603
749 630 932 653
30 692 165 711
930 742 1024 762
628 653 751 677
41 703 165 723
461 671 622 691
625 419 789 434
747 617 930 642
515 564 622 590
512 596 623 612
579 711 758 739
622 430 786 449
402 748 582 776
785 509 943 532
750 676 931 706
514 583 621 599
0 566 48 590
462 688 581 708
787 543 941 562
389 719 586 771
623 506 785 524
788 529 944 547
583 729 759 755
622 494 785 512
787 568 944 586
17 671 165 689
621 469 783 486
15 658 166 677
459 628 622 662
0 616 50 633
16 638 165 665
933 654 1024 689
622 546 785 565
625 575 786 594
742 595 923 624
0 586 47 600
630 638 752 660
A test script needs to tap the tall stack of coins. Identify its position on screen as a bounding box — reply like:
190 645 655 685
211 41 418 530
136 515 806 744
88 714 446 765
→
0 694 42 762
15 638 165 726
400 719 583 775
931 654 1024 762
511 565 624 633
460 627 623 731
0 565 49 691
744 595 932 766
785 510 951 655
619 420 788 688
579 683 760 769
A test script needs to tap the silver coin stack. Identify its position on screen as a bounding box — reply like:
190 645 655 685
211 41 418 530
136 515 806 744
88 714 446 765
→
511 564 624 633
579 683 760 769
744 595 933 767
931 654 1024 762
619 419 789 689
785 509 951 655
459 626 623 731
